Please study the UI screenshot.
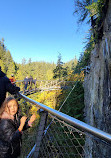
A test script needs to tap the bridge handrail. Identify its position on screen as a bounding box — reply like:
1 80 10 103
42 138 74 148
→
15 80 76 83
18 92 111 144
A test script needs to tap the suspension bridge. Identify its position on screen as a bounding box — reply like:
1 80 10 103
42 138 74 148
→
13 76 111 158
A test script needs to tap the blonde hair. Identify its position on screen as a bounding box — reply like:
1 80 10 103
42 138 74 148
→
0 97 19 118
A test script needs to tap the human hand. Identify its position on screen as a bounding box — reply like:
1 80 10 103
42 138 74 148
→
29 114 36 124
19 116 27 131
20 116 27 124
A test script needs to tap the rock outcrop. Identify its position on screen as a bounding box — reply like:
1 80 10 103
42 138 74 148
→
84 1 111 157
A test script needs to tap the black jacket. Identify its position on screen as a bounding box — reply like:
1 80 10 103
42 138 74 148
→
0 117 29 158
0 70 20 107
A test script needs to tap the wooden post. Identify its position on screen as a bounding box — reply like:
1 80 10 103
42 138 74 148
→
33 111 48 158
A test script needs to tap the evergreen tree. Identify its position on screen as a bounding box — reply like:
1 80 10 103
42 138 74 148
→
0 38 6 51
0 59 5 72
5 50 15 73
71 56 78 71
7 61 16 77
60 81 84 120
74 0 91 24
22 58 26 65
0 43 5 63
28 58 32 64
53 53 67 80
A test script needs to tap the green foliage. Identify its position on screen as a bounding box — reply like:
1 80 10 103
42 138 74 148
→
86 2 98 16
74 0 105 23
18 99 40 158
73 0 108 71
75 51 90 73
0 3 95 154
86 0 104 17
0 59 5 72
74 0 108 43
0 40 15 75
28 89 62 110
74 32 95 73
74 0 91 24
0 39 78 83
59 81 84 121
41 80 85 157
64 56 78 73
53 53 68 80
15 61 56 81
0 38 57 83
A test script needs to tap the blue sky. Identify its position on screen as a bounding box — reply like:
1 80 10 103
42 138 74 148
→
0 0 90 64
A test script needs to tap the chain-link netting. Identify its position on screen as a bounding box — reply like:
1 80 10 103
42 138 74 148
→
38 116 86 158
17 98 111 158
16 76 111 158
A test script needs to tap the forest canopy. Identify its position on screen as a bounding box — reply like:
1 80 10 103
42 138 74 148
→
0 39 78 81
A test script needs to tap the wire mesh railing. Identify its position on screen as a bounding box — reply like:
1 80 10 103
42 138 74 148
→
38 115 86 158
17 92 111 158
38 115 111 158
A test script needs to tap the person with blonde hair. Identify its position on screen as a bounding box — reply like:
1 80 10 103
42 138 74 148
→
0 96 36 158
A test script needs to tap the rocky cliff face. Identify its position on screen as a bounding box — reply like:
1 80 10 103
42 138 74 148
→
84 1 111 157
